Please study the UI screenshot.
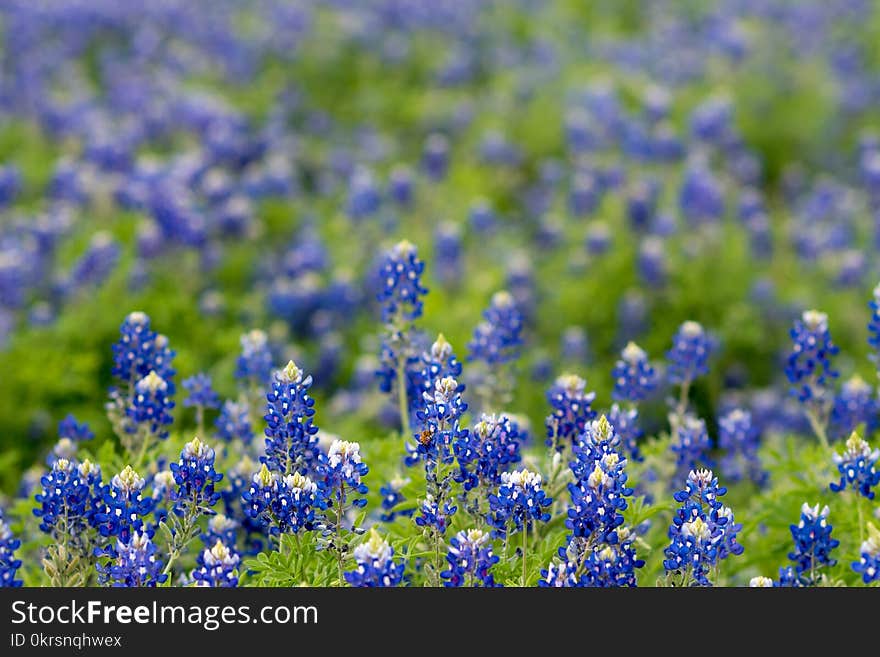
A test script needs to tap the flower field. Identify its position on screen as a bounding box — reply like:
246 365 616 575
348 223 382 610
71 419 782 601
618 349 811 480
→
1 0 880 588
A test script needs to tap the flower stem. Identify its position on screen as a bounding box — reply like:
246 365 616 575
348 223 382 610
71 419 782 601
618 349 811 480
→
521 527 528 587
805 408 830 451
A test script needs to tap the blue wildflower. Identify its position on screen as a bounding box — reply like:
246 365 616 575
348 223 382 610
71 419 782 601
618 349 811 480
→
785 309 839 405
345 529 405 587
97 531 167 588
663 469 742 586
441 529 500 587
0 514 23 587
183 373 220 410
320 440 369 511
455 413 523 491
33 459 102 541
376 240 428 323
415 494 457 536
412 376 468 467
201 514 239 549
111 312 176 391
607 403 643 462
786 503 839 586
263 361 321 476
170 437 223 512
868 283 880 363
830 376 876 439
545 373 597 452
567 416 632 543
192 540 240 587
57 414 94 442
94 466 155 543
719 409 767 487
468 291 524 366
242 464 327 537
667 321 714 386
126 371 175 441
214 400 253 444
671 415 713 478
379 477 414 522
830 432 880 499
235 329 274 386
612 341 657 402
852 523 880 584
488 469 552 538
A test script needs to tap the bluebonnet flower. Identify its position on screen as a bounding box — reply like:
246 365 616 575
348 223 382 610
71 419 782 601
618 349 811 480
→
679 162 725 225
97 532 167 587
0 514 23 587
719 409 767 487
577 533 644 587
545 374 597 452
242 465 327 537
455 413 524 492
539 559 580 587
346 167 381 220
57 414 94 442
320 440 369 510
183 373 220 410
33 459 101 541
345 529 405 587
468 291 524 366
830 432 880 499
422 133 450 181
48 438 78 466
785 310 839 405
417 334 463 403
488 469 552 537
567 416 632 543
376 240 428 323
388 165 414 206
379 477 414 522
785 503 839 586
263 361 321 476
667 321 714 386
776 565 801 587
111 312 176 392
235 329 274 386
637 237 668 286
869 283 880 362
94 466 155 543
541 528 643 588
671 415 713 477
150 470 176 509
412 376 468 467
214 400 253 444
830 376 876 439
612 341 657 402
663 469 742 586
170 437 223 512
852 523 880 584
192 540 240 587
202 514 239 549
607 403 643 462
415 494 457 536
67 232 120 292
441 529 500 587
749 576 774 587
433 223 462 285
126 371 175 440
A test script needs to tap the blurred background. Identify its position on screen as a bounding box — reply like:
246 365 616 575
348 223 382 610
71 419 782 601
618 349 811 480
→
1 0 880 495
